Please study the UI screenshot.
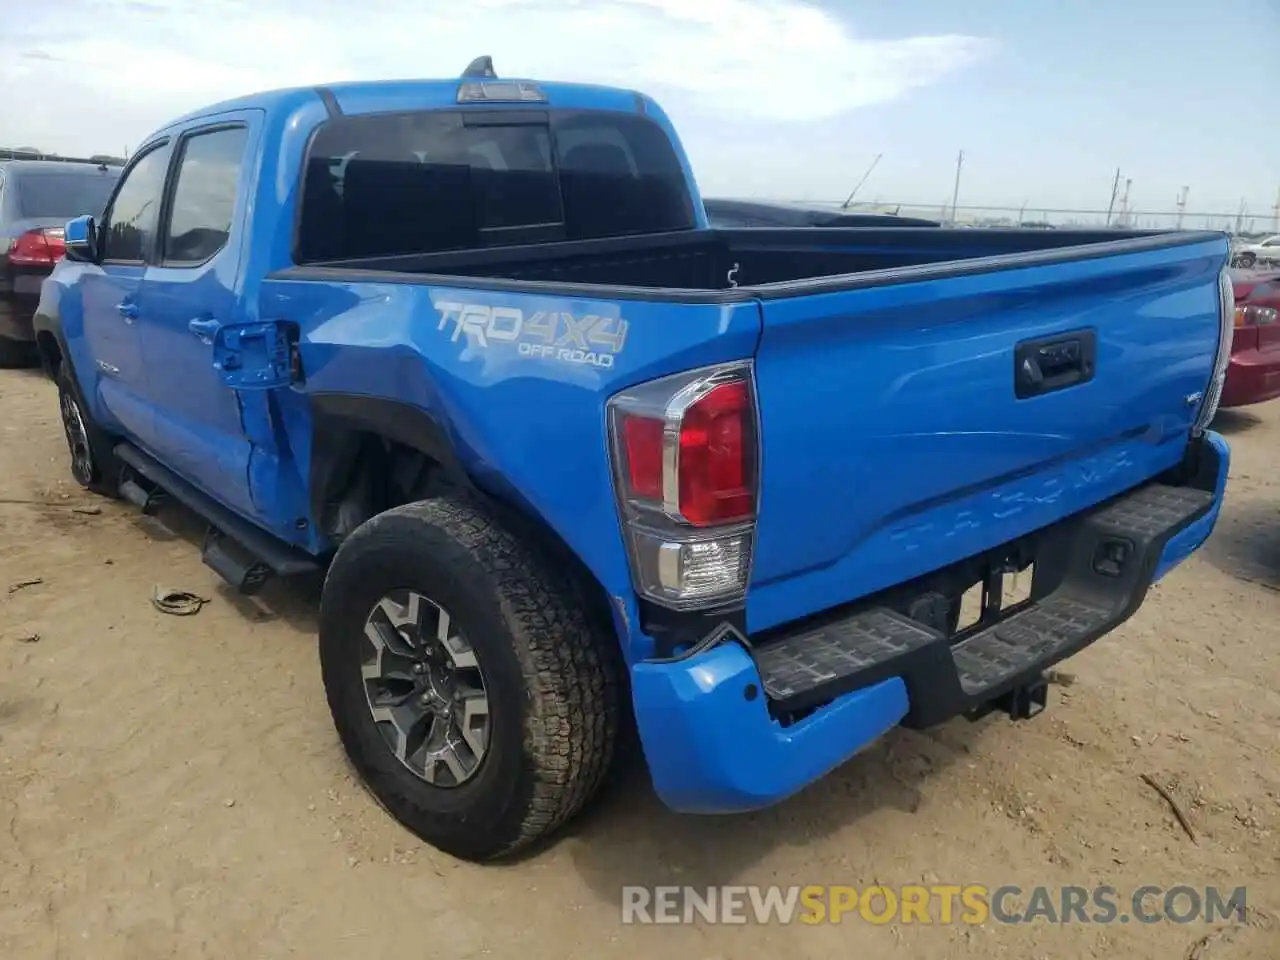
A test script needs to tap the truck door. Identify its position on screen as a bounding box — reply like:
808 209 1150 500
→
80 140 173 445
136 117 262 520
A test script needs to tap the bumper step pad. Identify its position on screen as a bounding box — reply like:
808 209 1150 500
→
750 481 1215 723
951 597 1109 695
1089 484 1213 538
755 609 938 705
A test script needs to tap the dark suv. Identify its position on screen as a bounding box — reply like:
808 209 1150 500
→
1 157 121 366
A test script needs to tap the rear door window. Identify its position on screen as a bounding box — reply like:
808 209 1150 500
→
297 108 694 262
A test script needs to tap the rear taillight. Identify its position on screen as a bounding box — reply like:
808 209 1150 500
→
8 228 66 266
608 362 759 609
1193 268 1236 436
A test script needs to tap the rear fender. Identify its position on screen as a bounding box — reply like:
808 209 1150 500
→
268 275 762 662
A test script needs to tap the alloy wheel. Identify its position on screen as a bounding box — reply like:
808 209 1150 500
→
361 589 491 787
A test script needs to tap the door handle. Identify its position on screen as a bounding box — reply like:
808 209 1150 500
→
188 317 221 344
116 302 139 323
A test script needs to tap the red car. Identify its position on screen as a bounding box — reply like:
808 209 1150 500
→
1221 268 1280 408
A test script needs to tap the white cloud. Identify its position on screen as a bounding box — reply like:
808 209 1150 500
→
1 0 993 156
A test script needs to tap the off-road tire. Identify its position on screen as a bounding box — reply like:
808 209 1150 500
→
55 363 120 496
0 336 35 369
319 496 621 861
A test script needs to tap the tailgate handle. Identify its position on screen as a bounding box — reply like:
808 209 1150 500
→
1014 330 1096 399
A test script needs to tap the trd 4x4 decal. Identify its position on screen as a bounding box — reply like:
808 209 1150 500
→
434 300 629 370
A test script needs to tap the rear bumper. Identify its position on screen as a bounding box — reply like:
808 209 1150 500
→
1221 348 1280 408
632 431 1229 814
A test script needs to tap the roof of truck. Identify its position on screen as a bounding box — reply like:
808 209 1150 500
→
161 76 650 133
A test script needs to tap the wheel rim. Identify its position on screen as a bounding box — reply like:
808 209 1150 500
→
361 590 491 787
59 389 94 486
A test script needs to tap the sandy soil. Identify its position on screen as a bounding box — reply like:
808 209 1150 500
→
1 366 1278 959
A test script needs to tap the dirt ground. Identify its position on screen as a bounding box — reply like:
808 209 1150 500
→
1 367 1277 960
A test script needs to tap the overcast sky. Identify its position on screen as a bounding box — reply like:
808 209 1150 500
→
2 0 1276 220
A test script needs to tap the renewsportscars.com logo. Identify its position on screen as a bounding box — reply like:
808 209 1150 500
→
620 884 1248 926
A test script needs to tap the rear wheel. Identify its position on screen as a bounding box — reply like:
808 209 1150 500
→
55 364 120 496
1237 252 1257 269
319 496 621 861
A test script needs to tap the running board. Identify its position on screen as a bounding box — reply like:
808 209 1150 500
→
118 474 168 515
113 444 321 583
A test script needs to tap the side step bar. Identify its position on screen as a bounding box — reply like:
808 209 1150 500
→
749 481 1215 727
113 444 321 590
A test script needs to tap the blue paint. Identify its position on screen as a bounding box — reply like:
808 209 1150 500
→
632 643 909 812
748 237 1225 631
1153 430 1230 582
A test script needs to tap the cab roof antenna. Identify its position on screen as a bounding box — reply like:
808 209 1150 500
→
462 56 497 79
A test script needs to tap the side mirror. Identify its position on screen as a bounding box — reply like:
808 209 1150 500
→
64 215 99 263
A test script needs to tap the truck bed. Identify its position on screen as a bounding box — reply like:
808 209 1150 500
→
279 226 1214 298
274 225 1228 636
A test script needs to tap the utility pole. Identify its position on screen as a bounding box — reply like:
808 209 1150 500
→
1115 179 1132 227
1175 186 1189 230
1272 186 1279 233
949 149 964 225
1017 200 1028 225
1235 198 1247 234
841 153 883 209
1105 167 1121 226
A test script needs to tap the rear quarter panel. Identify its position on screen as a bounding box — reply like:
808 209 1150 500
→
261 275 760 661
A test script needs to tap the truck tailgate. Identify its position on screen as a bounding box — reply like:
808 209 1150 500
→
748 234 1228 632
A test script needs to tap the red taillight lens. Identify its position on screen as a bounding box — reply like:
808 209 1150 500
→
608 363 758 610
621 413 664 500
678 380 755 526
8 228 64 266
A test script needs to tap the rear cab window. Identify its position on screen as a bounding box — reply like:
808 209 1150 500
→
296 108 695 262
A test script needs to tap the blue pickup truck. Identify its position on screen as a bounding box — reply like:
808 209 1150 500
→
34 61 1233 862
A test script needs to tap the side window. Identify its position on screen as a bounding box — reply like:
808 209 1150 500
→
101 143 172 263
162 126 248 265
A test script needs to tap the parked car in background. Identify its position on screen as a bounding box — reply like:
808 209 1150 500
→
1 158 120 366
1231 235 1280 269
704 197 941 228
1221 268 1280 408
